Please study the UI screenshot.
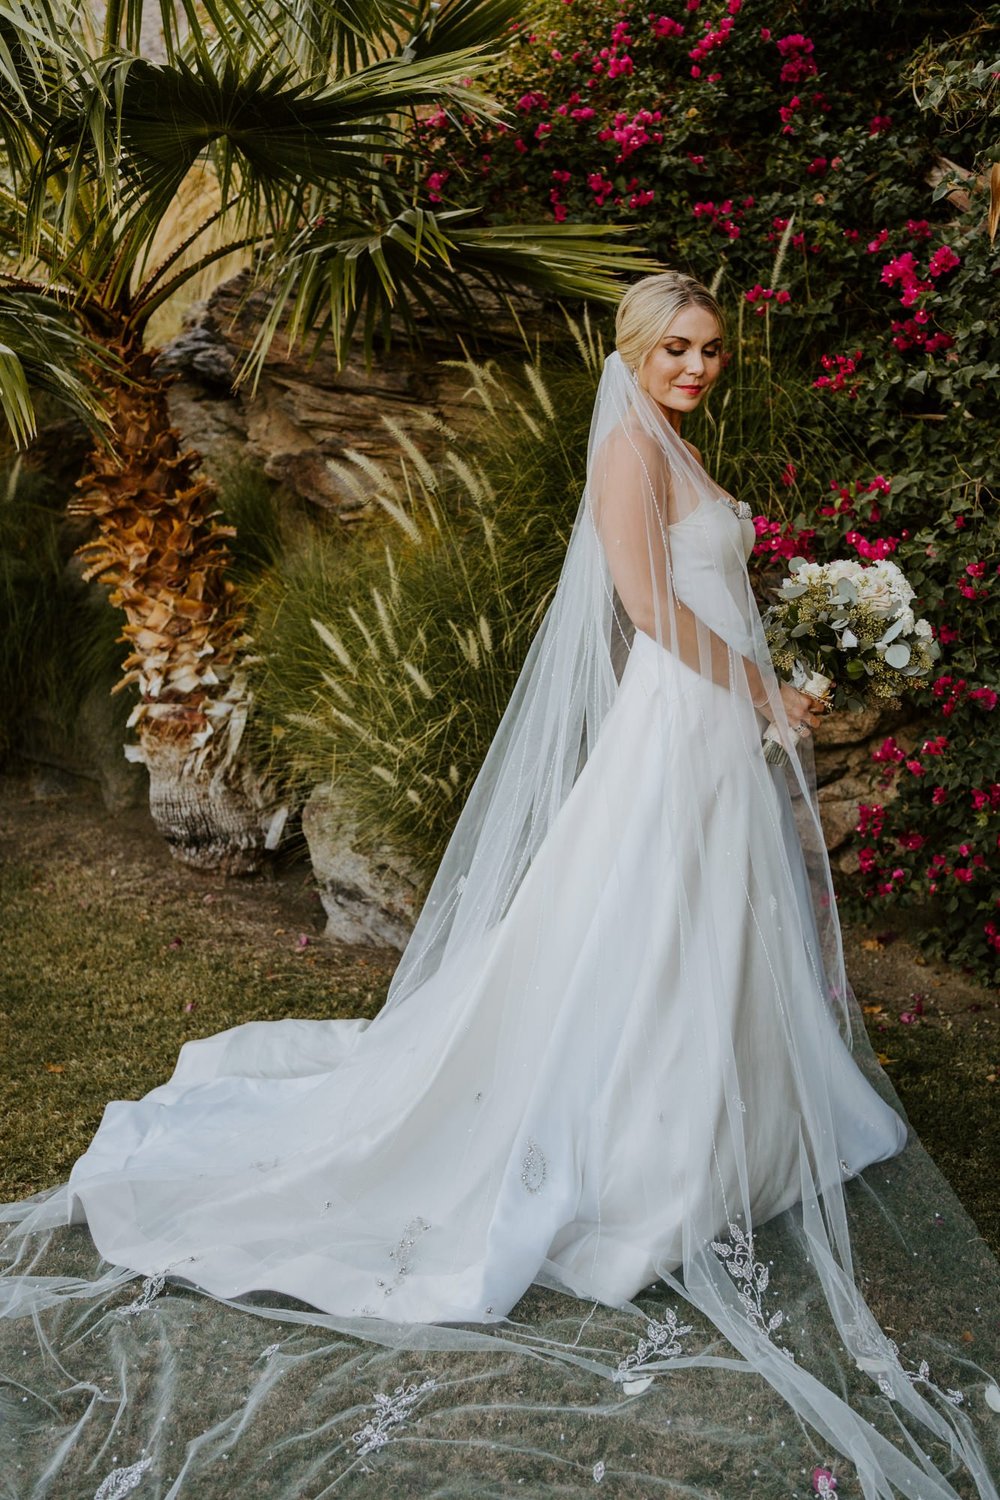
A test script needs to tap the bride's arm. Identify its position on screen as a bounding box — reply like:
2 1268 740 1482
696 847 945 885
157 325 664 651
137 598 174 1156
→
592 426 773 713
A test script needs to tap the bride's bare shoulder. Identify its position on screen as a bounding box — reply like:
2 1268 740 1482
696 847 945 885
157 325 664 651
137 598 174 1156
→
597 419 667 468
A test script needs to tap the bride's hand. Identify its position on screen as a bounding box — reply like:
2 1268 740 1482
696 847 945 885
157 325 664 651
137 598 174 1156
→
774 681 825 737
758 681 826 735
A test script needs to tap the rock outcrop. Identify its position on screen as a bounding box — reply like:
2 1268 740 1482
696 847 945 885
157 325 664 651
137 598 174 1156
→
157 272 545 514
301 782 426 949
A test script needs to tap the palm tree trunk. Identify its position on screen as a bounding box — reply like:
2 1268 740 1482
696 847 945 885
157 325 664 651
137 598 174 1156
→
68 330 278 873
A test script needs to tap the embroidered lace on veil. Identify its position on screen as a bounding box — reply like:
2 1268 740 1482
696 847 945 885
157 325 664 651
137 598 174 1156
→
1 350 997 1499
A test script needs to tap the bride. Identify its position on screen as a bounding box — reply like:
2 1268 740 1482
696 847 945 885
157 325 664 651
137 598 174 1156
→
2 272 997 1499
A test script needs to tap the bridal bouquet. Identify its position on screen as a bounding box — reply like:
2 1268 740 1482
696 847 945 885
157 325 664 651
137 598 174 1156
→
760 556 940 767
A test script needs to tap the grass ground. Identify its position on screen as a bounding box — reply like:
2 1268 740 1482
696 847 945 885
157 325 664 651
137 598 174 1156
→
1 761 997 1257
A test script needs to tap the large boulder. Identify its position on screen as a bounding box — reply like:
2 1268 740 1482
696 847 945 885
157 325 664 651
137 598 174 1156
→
301 782 426 949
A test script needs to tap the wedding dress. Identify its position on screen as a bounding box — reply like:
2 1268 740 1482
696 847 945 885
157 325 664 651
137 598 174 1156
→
1 351 997 1500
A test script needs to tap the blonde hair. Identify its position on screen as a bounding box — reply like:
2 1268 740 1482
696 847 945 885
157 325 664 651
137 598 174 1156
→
615 272 724 373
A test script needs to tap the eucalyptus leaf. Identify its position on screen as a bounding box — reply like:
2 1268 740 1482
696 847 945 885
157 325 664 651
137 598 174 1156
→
780 584 808 599
790 623 812 638
881 617 906 644
885 642 911 669
841 629 858 649
835 579 858 604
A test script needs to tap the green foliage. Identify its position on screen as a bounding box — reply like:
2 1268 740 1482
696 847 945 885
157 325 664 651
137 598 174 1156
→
0 291 114 447
0 464 68 754
210 459 292 583
246 334 601 866
0 462 133 756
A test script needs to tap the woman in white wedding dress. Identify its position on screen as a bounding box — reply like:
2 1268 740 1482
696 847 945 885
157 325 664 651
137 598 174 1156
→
2 272 998 1500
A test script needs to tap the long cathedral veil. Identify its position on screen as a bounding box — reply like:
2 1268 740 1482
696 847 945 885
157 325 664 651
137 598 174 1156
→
1 350 998 1499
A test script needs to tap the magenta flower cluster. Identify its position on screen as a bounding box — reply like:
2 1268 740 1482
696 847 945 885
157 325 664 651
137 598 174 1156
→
813 350 863 397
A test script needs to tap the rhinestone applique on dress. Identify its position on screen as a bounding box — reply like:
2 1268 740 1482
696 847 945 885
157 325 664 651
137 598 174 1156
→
722 495 753 520
119 1274 165 1316
351 1377 437 1458
377 1216 431 1296
93 1457 153 1500
617 1308 694 1378
521 1139 547 1193
712 1222 788 1347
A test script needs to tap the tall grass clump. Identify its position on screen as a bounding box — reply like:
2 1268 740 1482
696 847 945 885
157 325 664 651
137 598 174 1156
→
246 322 605 870
0 462 70 756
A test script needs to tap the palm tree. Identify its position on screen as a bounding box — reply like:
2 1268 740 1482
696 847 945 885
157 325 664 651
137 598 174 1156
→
0 0 653 872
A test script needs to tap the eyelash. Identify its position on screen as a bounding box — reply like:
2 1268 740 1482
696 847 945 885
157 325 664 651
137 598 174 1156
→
665 346 721 357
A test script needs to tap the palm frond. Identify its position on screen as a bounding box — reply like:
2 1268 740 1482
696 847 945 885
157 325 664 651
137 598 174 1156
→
243 202 660 377
406 0 523 60
24 49 504 294
0 287 115 445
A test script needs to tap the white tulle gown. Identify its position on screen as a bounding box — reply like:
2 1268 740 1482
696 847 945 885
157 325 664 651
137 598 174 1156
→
65 497 907 1326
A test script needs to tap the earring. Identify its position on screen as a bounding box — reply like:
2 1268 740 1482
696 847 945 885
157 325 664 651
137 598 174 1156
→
630 366 638 386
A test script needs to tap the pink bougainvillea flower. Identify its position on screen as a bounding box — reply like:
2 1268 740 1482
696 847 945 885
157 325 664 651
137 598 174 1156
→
426 169 450 202
869 114 892 133
814 349 863 397
857 803 886 837
928 244 960 277
872 736 906 764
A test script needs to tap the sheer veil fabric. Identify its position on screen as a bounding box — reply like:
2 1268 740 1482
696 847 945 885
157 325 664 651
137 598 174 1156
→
1 351 998 1499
